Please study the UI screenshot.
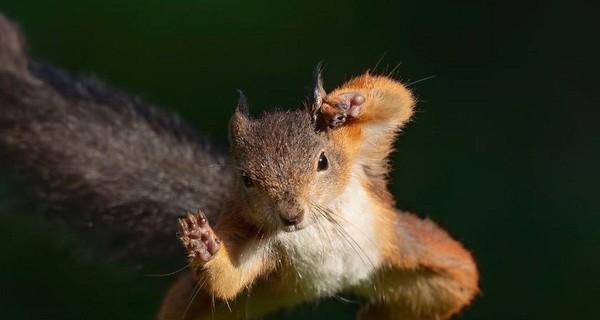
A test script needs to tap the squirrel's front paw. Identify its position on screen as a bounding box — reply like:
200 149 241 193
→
177 212 221 262
320 92 366 128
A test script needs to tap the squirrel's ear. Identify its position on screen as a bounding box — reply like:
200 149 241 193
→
236 90 250 117
229 90 251 142
308 63 326 120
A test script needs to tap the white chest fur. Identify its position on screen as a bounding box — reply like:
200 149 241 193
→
276 177 382 296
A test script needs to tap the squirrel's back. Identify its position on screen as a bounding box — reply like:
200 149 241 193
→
0 14 234 267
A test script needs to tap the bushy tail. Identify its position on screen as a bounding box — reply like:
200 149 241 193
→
0 14 234 268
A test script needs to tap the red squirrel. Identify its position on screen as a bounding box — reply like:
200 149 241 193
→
0 14 478 320
159 71 479 319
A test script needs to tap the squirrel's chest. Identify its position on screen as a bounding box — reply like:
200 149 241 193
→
277 182 382 295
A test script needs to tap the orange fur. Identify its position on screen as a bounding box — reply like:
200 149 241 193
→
325 74 479 319
159 72 479 320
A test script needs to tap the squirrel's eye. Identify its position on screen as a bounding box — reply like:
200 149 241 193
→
317 152 328 172
241 170 253 187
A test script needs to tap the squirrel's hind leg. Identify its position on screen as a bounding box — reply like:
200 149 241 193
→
356 268 476 320
354 213 479 320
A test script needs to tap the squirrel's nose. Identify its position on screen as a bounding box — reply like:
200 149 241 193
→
280 210 304 226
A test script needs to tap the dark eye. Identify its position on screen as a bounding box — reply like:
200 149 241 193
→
241 170 253 187
317 152 328 171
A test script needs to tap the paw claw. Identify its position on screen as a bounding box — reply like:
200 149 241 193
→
329 113 347 128
321 92 366 128
177 211 220 262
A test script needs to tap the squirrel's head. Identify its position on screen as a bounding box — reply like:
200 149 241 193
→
228 90 350 232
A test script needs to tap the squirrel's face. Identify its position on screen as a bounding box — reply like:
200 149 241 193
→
229 107 350 232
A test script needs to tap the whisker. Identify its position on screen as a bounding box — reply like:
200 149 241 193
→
332 293 360 304
210 292 217 316
143 264 189 277
312 202 380 293
334 218 373 268
309 204 335 256
181 277 207 320
312 203 371 267
245 285 252 320
372 51 388 74
224 297 232 312
406 75 437 87
250 220 265 245
387 62 402 77
320 197 380 249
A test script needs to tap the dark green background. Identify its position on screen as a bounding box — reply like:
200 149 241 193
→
0 1 598 319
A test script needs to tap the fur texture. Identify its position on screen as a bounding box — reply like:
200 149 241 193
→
0 14 234 266
277 173 382 295
160 73 479 319
0 13 479 320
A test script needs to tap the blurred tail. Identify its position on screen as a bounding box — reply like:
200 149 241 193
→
0 13 234 268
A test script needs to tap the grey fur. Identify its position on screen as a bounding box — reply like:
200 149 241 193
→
0 14 234 268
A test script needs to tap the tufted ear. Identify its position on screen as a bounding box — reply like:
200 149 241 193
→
235 89 250 117
308 63 326 121
229 90 252 145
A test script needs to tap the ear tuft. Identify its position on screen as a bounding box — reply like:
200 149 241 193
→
236 90 250 117
309 62 326 120
229 90 252 145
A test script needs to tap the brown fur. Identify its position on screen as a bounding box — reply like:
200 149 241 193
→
0 13 478 320
160 73 479 319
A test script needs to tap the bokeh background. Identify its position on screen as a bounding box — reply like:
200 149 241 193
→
0 1 598 319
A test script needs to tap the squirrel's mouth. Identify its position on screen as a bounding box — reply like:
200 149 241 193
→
282 223 308 233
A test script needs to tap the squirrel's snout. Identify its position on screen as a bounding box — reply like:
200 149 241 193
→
279 210 304 227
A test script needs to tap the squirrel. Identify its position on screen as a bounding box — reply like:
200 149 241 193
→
0 13 479 320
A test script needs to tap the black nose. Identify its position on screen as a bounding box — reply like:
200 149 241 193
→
280 211 304 226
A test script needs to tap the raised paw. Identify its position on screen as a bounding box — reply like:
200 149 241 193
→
177 211 221 262
320 92 366 129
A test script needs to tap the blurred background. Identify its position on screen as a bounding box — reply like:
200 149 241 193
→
0 1 598 319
